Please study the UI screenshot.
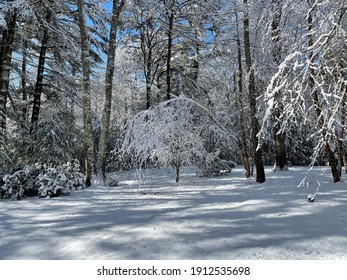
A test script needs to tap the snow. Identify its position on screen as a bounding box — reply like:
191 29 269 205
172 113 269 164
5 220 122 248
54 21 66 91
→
1 166 347 260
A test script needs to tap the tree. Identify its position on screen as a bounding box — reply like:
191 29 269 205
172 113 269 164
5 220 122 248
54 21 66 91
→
77 0 94 187
242 0 265 183
128 0 165 109
235 10 251 178
271 0 287 171
97 0 126 181
306 0 340 182
0 12 16 148
121 100 202 182
30 8 50 131
121 97 237 182
264 0 347 182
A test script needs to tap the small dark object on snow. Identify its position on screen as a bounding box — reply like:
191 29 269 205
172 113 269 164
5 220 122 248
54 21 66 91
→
107 176 119 187
307 194 315 202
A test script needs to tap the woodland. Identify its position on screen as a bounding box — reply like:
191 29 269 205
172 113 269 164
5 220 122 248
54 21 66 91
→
1 0 347 199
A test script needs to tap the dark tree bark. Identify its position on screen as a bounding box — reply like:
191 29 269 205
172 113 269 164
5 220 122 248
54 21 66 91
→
341 89 347 174
22 39 28 120
307 0 340 183
235 11 250 178
175 157 180 183
139 17 154 109
0 13 16 145
166 6 174 100
30 12 50 130
146 45 152 109
243 0 265 183
271 0 287 171
337 80 347 175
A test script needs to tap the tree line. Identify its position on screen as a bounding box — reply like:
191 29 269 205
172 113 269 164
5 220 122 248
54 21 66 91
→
0 0 346 184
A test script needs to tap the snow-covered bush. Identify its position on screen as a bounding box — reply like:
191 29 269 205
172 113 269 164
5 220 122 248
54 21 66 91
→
194 149 235 177
0 163 47 199
0 160 85 200
106 175 119 187
35 160 85 198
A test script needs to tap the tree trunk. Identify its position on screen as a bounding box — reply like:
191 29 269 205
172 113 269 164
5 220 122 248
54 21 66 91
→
339 84 347 174
166 8 174 100
140 16 159 110
77 0 94 187
30 12 50 131
97 0 125 181
307 0 340 183
175 156 180 183
0 13 16 146
146 47 152 109
271 0 287 171
22 39 28 120
243 0 265 183
235 12 251 178
274 131 287 169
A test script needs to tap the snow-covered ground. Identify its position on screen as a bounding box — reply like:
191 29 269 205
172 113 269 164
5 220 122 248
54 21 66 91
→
1 166 347 260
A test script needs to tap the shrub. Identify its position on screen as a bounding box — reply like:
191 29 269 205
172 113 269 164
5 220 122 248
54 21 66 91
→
194 150 235 177
0 160 86 200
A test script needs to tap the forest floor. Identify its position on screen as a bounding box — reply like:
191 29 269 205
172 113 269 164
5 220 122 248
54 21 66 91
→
1 166 347 260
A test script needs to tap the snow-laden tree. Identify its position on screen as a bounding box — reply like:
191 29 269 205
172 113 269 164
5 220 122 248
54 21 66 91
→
120 97 237 182
262 0 347 182
121 99 203 182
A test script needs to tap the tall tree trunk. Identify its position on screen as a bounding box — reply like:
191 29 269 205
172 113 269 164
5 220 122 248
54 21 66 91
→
271 0 287 171
339 84 347 174
307 0 340 183
166 8 174 100
77 0 94 187
243 0 265 183
175 154 180 183
97 0 125 181
235 12 250 178
0 13 16 146
145 47 152 109
30 12 50 131
22 39 28 120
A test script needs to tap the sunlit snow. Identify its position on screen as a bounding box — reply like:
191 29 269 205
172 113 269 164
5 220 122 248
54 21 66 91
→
1 166 347 259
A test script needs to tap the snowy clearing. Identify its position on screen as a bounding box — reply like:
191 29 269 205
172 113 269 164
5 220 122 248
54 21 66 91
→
1 166 347 260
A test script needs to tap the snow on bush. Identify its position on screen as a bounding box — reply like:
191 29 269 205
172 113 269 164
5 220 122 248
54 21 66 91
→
0 160 85 200
194 149 236 177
